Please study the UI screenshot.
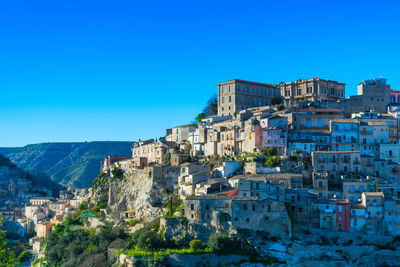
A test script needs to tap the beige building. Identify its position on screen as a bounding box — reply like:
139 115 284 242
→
292 108 344 135
280 78 345 106
178 163 211 199
217 79 279 116
131 139 175 165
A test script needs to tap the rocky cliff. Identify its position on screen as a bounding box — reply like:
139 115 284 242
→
0 141 133 188
91 167 168 229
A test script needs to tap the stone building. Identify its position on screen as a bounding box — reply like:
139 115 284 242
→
291 108 344 138
330 119 359 151
311 151 361 183
131 139 175 165
185 195 291 239
102 155 130 174
178 163 211 199
166 124 197 144
217 79 279 117
280 78 345 107
353 112 398 142
235 173 303 201
324 78 392 113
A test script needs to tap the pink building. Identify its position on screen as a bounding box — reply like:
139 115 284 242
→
335 199 351 232
391 90 400 103
259 115 288 155
220 128 238 156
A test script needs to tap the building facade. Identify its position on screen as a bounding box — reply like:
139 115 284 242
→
280 78 345 106
217 79 279 116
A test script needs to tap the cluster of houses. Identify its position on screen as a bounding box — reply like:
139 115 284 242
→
101 77 400 238
22 189 90 254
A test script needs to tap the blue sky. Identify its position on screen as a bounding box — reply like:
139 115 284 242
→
1 0 399 147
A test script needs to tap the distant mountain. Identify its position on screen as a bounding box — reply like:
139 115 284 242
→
0 141 133 188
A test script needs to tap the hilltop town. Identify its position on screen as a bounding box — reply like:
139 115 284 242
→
8 77 400 266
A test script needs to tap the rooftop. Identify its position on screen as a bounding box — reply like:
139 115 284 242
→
331 119 359 124
312 151 360 154
298 108 343 113
364 192 384 197
217 79 276 87
186 195 258 201
233 173 302 181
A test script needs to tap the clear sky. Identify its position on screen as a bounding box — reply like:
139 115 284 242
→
1 0 399 147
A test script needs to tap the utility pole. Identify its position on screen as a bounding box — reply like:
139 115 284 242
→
170 195 173 218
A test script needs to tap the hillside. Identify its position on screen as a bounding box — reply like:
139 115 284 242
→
0 153 64 197
0 141 133 188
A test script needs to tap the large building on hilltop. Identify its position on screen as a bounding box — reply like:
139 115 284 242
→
279 78 345 107
217 79 279 117
322 78 392 113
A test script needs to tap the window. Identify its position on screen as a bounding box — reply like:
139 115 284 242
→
252 205 255 211
191 204 194 211
229 95 231 103
244 204 247 210
338 205 342 212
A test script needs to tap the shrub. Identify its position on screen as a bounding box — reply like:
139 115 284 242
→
126 228 148 249
137 231 163 251
127 219 139 227
111 167 124 178
189 239 202 250
267 147 277 156
207 234 234 253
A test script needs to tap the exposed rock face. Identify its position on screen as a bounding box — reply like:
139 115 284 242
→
91 168 166 227
0 141 133 188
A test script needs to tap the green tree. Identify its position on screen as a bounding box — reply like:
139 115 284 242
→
207 234 234 253
195 113 205 123
0 214 27 266
111 167 124 178
163 151 171 165
137 230 163 251
267 147 277 156
189 239 202 250
203 94 218 116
